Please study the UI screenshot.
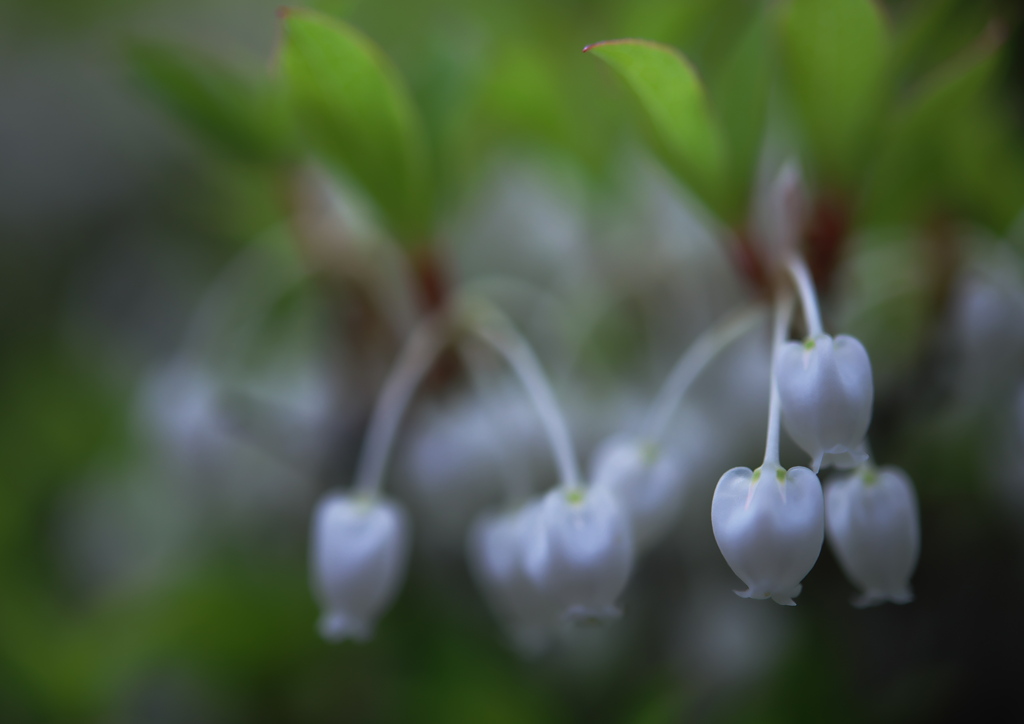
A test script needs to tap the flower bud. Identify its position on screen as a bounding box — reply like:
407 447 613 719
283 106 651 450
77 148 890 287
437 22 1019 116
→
309 492 410 642
711 464 824 605
824 466 920 607
467 502 558 652
754 161 807 269
776 334 873 471
523 487 634 622
590 435 686 549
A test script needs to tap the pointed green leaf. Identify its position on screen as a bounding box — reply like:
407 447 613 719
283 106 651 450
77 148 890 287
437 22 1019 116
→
279 9 432 243
129 42 295 165
585 39 736 221
778 0 890 186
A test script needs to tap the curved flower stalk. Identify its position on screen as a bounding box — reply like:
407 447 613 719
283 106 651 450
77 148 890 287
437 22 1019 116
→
591 309 764 549
310 492 411 641
824 465 920 607
778 255 874 472
523 486 634 622
712 293 825 605
311 312 451 642
462 299 635 623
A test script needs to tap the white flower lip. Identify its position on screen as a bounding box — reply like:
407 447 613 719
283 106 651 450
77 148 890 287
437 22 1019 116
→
523 486 634 623
776 334 873 472
824 466 920 607
310 492 410 642
590 434 686 549
711 464 825 606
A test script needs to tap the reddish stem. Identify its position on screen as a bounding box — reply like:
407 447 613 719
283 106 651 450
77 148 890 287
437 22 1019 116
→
410 244 448 313
804 194 851 297
730 224 773 300
409 243 462 389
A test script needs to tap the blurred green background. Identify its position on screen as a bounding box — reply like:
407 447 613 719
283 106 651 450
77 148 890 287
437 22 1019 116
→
4 0 1024 722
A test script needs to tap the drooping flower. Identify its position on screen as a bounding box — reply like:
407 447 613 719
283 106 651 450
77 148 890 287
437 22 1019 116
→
711 464 824 605
776 334 873 471
309 491 410 642
824 465 920 607
523 486 634 622
590 434 686 549
467 502 559 653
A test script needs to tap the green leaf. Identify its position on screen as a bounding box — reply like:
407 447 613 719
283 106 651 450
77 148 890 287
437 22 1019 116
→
585 39 736 221
946 105 1024 233
934 64 1024 231
129 42 295 165
778 0 890 186
861 47 993 224
890 0 991 84
862 39 1024 230
279 9 432 243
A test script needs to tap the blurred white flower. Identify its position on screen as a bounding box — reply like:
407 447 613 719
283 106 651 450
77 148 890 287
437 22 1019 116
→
711 464 824 605
310 491 410 642
824 466 920 607
467 502 559 654
590 434 686 549
948 264 1024 410
523 486 634 623
398 382 548 544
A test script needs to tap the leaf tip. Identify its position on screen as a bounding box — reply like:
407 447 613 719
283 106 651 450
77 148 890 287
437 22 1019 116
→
582 39 628 54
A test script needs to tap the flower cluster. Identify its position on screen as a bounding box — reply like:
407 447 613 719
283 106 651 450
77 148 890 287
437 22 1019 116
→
709 253 919 608
305 184 923 648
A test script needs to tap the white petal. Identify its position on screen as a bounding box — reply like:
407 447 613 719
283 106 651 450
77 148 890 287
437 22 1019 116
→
777 334 873 467
820 442 870 471
712 465 824 605
590 435 687 548
310 492 410 642
467 502 558 633
825 467 920 606
523 487 634 622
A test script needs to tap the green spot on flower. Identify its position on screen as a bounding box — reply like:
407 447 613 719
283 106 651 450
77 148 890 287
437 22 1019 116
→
777 467 787 483
566 488 586 505
353 493 376 512
639 441 659 465
803 337 816 350
861 467 879 486
752 468 762 483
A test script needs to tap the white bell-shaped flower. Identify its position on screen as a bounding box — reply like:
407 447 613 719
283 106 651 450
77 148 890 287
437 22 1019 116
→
467 502 559 653
523 486 634 623
776 334 873 471
824 466 920 607
309 491 410 642
711 464 824 605
590 435 686 549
